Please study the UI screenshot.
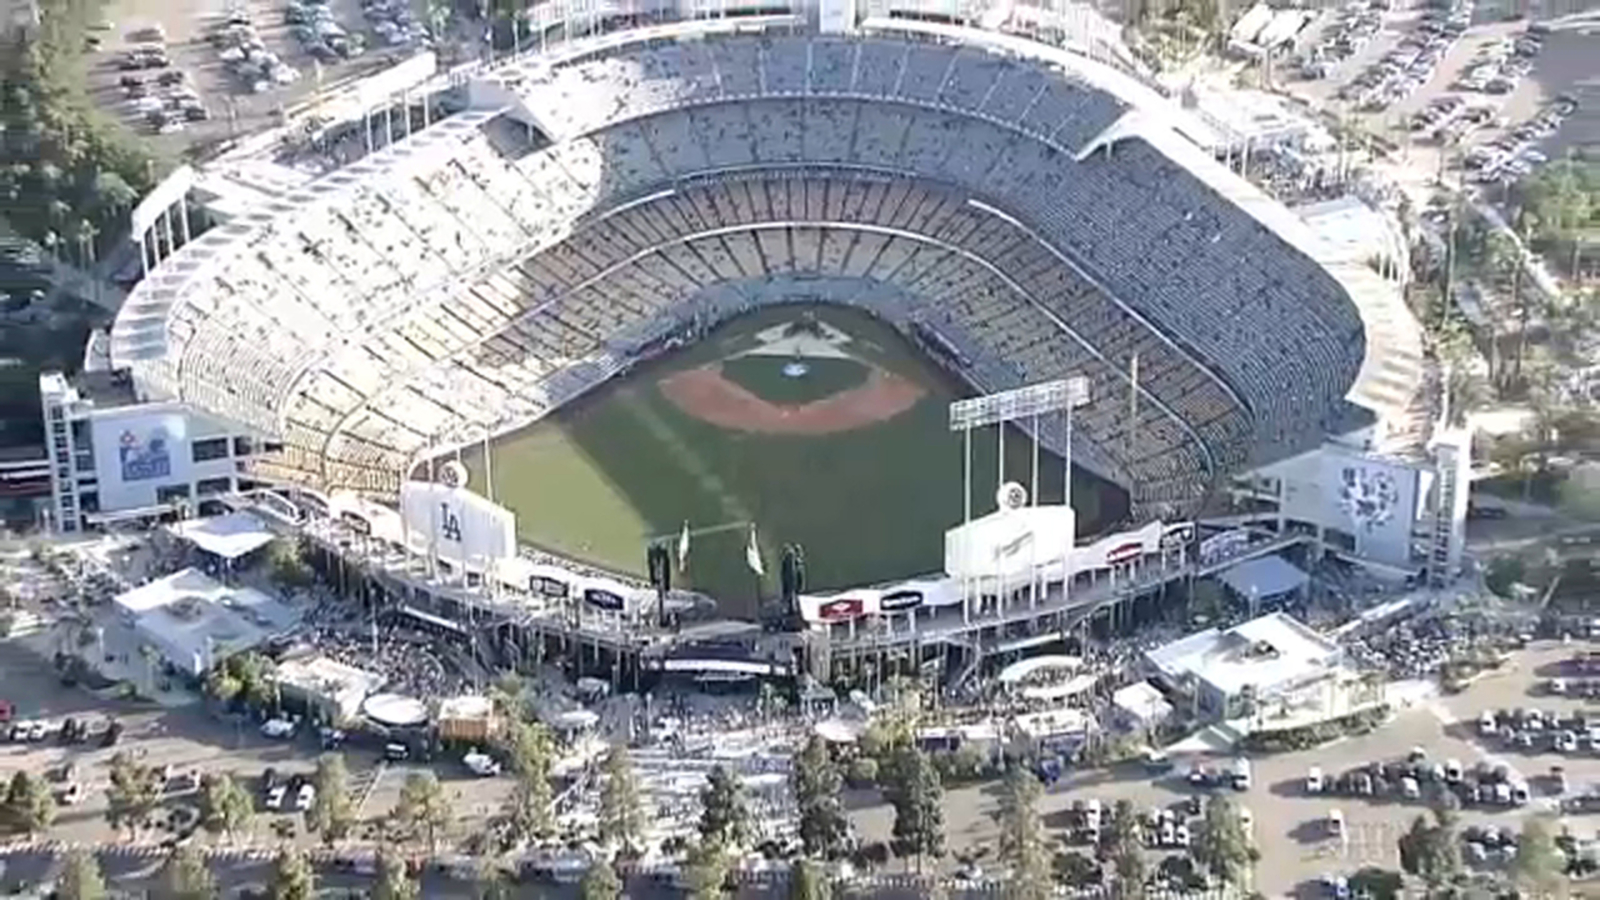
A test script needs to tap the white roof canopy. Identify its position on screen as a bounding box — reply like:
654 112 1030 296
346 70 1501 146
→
168 512 275 560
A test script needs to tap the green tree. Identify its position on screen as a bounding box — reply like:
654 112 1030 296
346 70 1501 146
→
1510 814 1566 899
886 746 945 870
3 770 55 834
372 846 420 900
105 751 161 840
993 764 1049 900
1108 798 1148 900
266 849 315 900
791 735 848 859
598 743 646 853
198 773 254 839
790 858 833 900
308 753 354 844
206 652 276 710
698 764 749 848
1397 811 1460 893
474 862 515 900
506 773 554 845
92 170 136 214
266 539 313 588
502 719 554 781
578 859 622 900
393 771 452 850
1191 794 1257 887
683 839 730 900
155 843 218 900
56 848 107 900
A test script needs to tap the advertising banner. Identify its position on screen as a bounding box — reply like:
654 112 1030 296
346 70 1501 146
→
92 409 191 511
1322 451 1420 566
399 481 517 564
1069 520 1163 572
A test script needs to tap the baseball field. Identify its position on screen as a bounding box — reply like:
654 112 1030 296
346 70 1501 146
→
461 305 1127 615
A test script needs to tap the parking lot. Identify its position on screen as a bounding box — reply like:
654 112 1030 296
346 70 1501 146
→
0 635 515 853
84 0 409 157
846 640 1600 897
1286 0 1598 196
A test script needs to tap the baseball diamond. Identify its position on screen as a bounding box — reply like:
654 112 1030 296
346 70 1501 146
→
460 305 1128 613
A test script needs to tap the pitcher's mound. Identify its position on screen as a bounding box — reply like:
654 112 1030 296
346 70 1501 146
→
658 363 925 436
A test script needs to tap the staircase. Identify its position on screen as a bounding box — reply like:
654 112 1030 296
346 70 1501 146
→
1429 445 1461 588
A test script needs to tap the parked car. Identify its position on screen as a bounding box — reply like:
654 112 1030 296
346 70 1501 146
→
260 718 295 739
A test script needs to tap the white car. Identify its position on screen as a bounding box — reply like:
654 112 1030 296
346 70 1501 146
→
264 785 287 810
1328 809 1345 838
1445 759 1464 783
260 719 295 739
1557 731 1579 753
463 752 501 777
1307 766 1325 793
295 783 315 811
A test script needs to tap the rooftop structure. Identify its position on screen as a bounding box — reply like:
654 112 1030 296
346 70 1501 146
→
1146 611 1342 700
274 654 387 721
114 568 285 675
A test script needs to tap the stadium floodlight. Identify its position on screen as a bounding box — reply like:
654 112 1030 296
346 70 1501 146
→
948 378 1089 432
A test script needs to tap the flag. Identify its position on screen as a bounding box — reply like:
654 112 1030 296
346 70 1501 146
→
677 520 691 572
745 524 765 577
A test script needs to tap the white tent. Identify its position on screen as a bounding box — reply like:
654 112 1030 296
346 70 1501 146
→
168 511 275 560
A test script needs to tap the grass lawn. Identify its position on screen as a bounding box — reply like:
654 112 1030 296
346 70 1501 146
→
460 305 1127 616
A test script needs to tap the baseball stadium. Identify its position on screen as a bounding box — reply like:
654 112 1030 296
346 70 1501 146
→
104 4 1424 627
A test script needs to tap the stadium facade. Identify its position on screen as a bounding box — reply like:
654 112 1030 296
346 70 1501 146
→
41 0 1461 677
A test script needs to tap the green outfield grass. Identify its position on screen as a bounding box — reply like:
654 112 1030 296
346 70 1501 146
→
460 305 1127 616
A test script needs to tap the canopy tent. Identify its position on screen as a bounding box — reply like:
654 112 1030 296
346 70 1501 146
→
1219 554 1309 600
1021 673 1098 702
168 511 275 560
362 693 429 727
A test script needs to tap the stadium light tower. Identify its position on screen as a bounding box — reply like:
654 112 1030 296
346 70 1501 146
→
948 377 1090 523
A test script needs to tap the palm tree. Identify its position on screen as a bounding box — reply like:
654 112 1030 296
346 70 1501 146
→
74 218 99 269
139 644 161 696
32 161 61 192
1485 228 1527 385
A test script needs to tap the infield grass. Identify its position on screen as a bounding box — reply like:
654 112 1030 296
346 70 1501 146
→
461 305 1127 616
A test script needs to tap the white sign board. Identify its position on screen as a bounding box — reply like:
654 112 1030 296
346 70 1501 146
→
399 481 517 565
92 407 191 511
944 506 1076 581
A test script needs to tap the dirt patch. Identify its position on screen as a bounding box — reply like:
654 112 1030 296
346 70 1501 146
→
657 363 926 436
